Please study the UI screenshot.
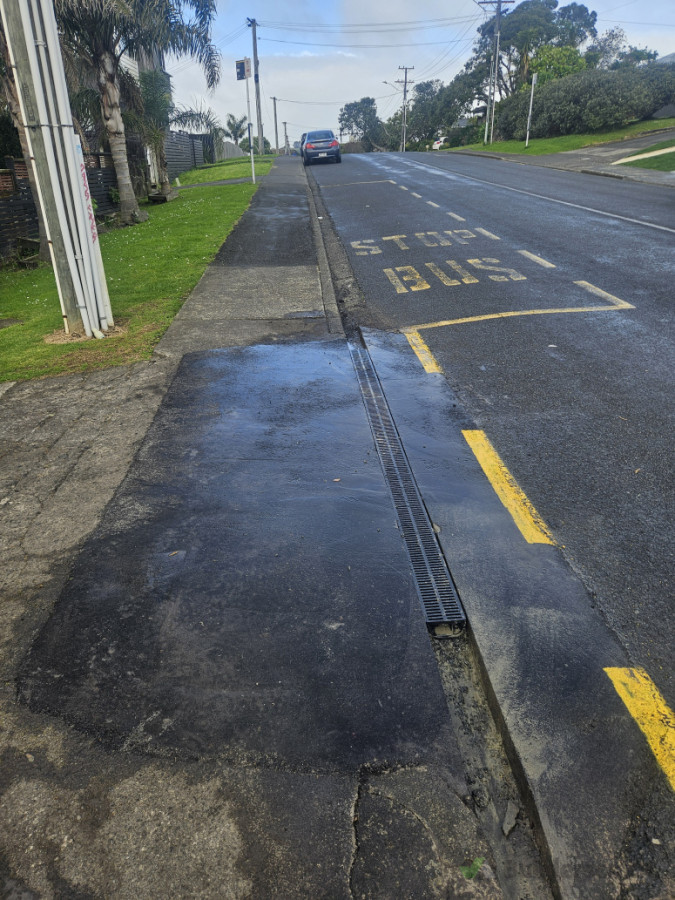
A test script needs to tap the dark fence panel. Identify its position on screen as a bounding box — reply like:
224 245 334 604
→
0 153 119 261
165 131 204 180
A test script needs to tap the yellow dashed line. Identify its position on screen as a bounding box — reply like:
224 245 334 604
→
518 250 556 268
447 212 466 222
605 668 675 791
405 331 443 373
575 281 634 309
462 430 554 544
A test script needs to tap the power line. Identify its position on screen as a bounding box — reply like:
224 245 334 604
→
260 37 476 49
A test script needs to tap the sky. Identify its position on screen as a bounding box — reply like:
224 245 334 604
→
166 0 675 147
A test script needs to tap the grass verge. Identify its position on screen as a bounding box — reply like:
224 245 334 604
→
0 181 256 382
448 118 675 156
178 154 276 185
619 139 675 171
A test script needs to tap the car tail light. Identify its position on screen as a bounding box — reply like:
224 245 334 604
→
330 141 338 147
305 142 315 149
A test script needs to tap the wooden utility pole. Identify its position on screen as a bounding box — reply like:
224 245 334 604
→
396 66 414 152
247 18 264 155
271 96 279 153
479 0 514 144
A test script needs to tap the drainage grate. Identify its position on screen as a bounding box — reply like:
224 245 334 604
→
349 341 466 636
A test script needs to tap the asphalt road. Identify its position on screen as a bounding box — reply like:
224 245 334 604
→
310 151 674 710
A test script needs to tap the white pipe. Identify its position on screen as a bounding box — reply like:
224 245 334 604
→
31 0 104 333
17 0 92 335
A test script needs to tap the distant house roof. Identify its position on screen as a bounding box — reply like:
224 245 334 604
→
656 52 675 65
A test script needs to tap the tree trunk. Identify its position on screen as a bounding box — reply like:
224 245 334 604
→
97 51 146 224
157 134 172 195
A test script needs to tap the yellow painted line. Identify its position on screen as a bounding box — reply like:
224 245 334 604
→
400 185 409 190
575 281 634 309
462 430 554 544
475 228 500 240
405 330 444 373
604 668 675 791
447 212 466 222
427 200 440 208
518 249 556 268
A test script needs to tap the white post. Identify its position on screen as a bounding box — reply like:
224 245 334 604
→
525 72 538 149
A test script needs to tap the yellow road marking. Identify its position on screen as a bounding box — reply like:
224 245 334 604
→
604 668 675 791
575 281 634 308
518 250 556 268
475 228 500 240
411 192 422 198
400 185 409 190
462 430 554 544
427 200 440 208
404 281 634 332
425 262 461 287
405 331 444 373
447 212 466 221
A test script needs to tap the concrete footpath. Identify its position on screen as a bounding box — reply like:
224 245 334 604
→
0 159 517 898
0 157 671 899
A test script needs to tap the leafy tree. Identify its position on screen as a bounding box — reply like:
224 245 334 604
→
405 80 443 143
338 97 383 150
54 0 221 224
224 113 247 146
585 27 657 70
530 45 586 83
240 135 271 154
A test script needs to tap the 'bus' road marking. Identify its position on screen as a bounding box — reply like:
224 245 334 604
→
462 430 554 544
604 667 675 791
518 250 556 268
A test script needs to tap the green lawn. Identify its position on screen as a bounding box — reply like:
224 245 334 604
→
617 139 675 171
178 154 276 185
0 181 256 381
622 151 675 172
447 118 675 156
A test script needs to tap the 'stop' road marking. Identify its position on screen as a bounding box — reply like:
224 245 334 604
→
604 667 675 791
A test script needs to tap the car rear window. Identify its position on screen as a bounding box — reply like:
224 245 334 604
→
308 131 334 140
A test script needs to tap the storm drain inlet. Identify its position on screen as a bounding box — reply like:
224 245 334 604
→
349 341 466 636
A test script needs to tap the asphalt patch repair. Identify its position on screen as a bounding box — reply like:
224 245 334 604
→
17 340 458 771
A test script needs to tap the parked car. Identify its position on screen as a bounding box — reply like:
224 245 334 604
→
432 137 448 150
302 130 341 165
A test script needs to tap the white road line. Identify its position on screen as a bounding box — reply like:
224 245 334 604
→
392 157 675 235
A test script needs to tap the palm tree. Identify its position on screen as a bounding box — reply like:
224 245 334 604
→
224 113 247 146
54 0 220 224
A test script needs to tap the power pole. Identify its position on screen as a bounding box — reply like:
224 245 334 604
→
282 121 290 156
396 66 414 152
479 0 513 144
247 18 264 155
271 96 279 153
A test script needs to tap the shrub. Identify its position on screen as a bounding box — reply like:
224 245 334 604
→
495 64 675 140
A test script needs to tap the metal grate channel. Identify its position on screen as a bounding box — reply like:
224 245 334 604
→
349 342 466 635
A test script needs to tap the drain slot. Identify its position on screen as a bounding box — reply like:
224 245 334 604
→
349 341 466 636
